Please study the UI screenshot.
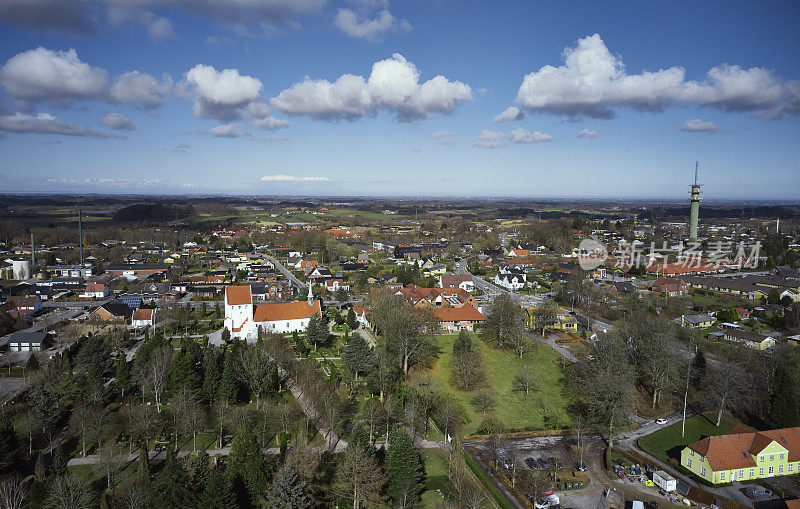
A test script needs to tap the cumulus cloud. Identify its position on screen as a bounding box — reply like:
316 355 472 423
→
334 9 397 40
680 118 722 133
110 71 173 109
0 112 112 138
0 0 96 35
260 174 329 182
208 123 251 138
577 128 599 138
99 112 135 130
431 131 456 145
0 47 109 104
253 117 290 130
185 64 265 121
509 33 800 119
474 128 552 148
493 106 524 123
272 53 472 121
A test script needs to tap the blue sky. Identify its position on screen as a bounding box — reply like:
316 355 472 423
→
0 0 798 198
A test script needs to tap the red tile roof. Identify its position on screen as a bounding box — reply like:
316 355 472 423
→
435 304 486 323
253 300 321 322
687 426 800 471
225 286 252 305
132 308 154 321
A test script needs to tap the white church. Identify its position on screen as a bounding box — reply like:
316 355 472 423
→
224 284 322 341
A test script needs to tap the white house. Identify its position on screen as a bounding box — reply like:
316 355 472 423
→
81 283 109 299
493 273 526 290
324 279 350 292
131 308 156 329
224 285 322 341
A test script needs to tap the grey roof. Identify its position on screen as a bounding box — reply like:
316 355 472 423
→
685 313 714 324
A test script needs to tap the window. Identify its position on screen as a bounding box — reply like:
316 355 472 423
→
720 472 726 480
759 467 764 475
760 456 764 462
780 453 785 459
739 470 744 478
701 467 706 476
768 466 774 474
779 465 783 473
790 464 794 472
690 450 694 456
770 455 774 461
687 458 692 467
750 468 755 476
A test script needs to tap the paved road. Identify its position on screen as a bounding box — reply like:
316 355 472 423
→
534 332 579 363
455 260 545 307
264 255 306 291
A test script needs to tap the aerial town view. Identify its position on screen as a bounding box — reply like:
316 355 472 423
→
0 1 799 509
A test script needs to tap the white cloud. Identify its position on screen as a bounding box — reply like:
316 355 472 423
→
680 118 722 133
99 112 135 130
0 0 96 34
254 117 290 130
110 71 173 109
577 128 599 138
43 176 165 186
0 112 112 138
144 14 178 41
431 130 456 145
334 8 394 40
493 106 524 123
208 123 251 138
0 47 108 104
510 33 800 119
185 64 265 121
173 142 191 152
474 128 552 148
272 53 472 121
260 174 329 182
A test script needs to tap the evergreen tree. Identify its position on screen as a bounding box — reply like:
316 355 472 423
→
305 315 327 348
202 347 222 402
170 348 201 392
198 465 236 509
384 425 424 506
0 413 19 471
26 352 39 372
218 344 240 403
267 467 310 509
153 447 195 507
452 330 473 356
138 442 150 480
221 328 231 343
690 349 707 389
342 332 374 380
767 363 800 428
347 308 357 330
116 354 131 398
349 423 372 452
227 424 269 504
192 452 211 494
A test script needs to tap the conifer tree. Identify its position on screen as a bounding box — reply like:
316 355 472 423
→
384 425 424 507
342 332 374 380
768 363 800 428
267 467 310 509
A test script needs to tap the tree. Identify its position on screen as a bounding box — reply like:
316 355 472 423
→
236 343 275 409
227 423 269 504
334 443 385 509
197 465 236 509
305 314 328 349
371 293 438 376
138 345 171 412
182 400 207 452
451 345 484 390
435 397 464 445
98 442 125 490
512 365 538 395
385 425 424 508
483 294 525 348
268 467 310 509
43 475 93 509
690 349 708 389
767 363 800 428
115 355 131 398
471 392 497 419
621 312 679 409
342 332 374 381
25 353 39 372
0 415 19 471
153 448 194 508
69 401 96 458
452 330 474 356
0 475 26 509
221 328 231 343
707 363 751 427
531 300 559 336
217 344 240 403
346 308 357 330
201 347 222 402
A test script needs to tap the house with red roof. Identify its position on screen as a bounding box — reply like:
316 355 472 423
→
224 285 322 340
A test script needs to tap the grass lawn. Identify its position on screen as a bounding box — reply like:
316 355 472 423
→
423 334 570 435
638 411 748 465
420 449 455 507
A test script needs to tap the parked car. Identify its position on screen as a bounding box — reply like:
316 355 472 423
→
538 457 552 469
655 418 667 425
525 457 538 469
534 494 560 509
744 486 773 500
539 485 554 497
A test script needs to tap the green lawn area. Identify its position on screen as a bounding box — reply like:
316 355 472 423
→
425 334 571 435
420 449 454 507
638 411 749 465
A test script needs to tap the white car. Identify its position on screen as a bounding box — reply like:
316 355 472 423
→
656 418 667 425
534 494 560 509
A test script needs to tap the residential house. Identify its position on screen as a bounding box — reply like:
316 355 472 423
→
105 264 169 277
652 277 690 297
90 302 132 323
81 283 109 299
494 271 526 290
5 295 42 316
131 308 156 328
440 274 475 292
324 279 350 292
435 305 486 332
681 424 800 484
721 329 780 350
427 264 447 276
352 302 371 329
683 314 716 328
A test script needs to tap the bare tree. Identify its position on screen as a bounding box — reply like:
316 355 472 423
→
0 475 26 509
708 364 751 426
167 389 191 450
139 346 171 413
371 293 438 376
98 443 125 491
130 404 158 450
531 300 559 336
211 398 230 448
43 474 93 509
483 294 525 348
622 312 679 409
512 365 538 395
236 342 274 410
181 400 207 452
69 401 95 457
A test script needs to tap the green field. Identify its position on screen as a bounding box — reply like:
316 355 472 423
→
638 411 747 465
425 334 570 435
420 449 454 507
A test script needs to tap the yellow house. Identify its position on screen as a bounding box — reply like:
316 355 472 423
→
555 307 578 332
681 425 800 484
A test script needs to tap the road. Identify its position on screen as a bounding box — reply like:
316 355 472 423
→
455 260 545 307
264 254 306 291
